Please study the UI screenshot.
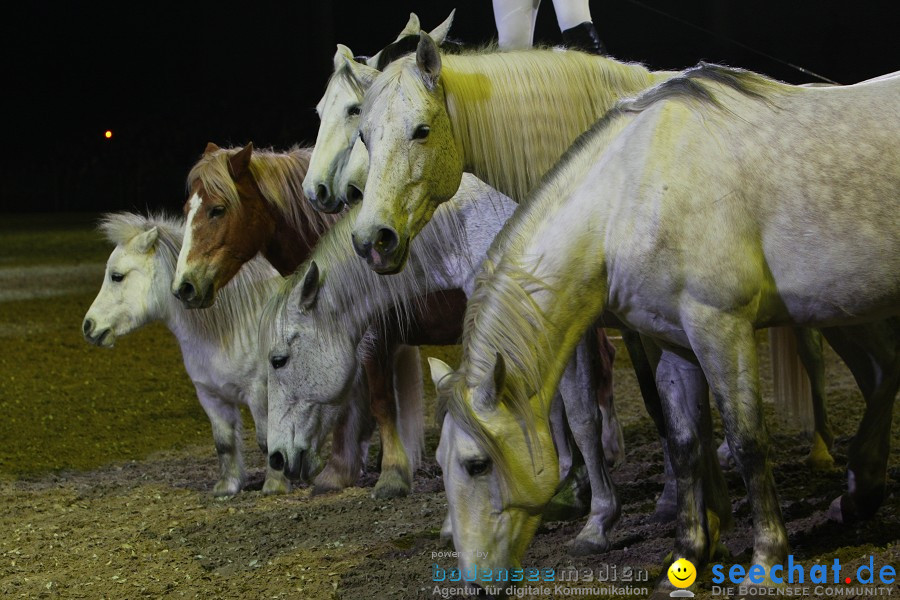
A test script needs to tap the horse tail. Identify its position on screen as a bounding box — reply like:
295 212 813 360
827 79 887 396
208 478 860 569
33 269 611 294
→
393 345 425 474
769 326 814 433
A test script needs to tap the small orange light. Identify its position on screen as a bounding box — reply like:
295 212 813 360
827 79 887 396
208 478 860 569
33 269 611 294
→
104 130 113 139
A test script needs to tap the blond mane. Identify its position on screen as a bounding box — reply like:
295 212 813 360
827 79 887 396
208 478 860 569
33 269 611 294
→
366 47 670 201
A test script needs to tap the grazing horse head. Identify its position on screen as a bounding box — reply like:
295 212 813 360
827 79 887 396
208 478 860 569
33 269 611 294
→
429 355 558 591
263 262 358 482
303 11 455 214
350 33 463 273
83 214 176 347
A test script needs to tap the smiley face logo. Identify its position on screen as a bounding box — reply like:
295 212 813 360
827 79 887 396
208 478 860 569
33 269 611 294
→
667 558 697 588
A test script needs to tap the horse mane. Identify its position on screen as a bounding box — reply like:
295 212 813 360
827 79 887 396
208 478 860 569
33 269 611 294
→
364 47 662 201
259 188 482 355
186 145 339 246
100 212 279 348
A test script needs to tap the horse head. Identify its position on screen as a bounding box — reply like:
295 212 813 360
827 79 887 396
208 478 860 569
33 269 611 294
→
430 354 558 592
172 143 273 309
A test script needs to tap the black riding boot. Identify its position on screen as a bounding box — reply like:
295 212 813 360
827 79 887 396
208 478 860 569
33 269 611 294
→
561 21 606 55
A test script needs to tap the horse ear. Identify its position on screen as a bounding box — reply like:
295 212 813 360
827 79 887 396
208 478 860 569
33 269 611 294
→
343 55 380 89
132 227 159 254
204 142 220 155
428 357 453 390
416 32 442 90
228 143 253 180
397 12 421 39
428 9 455 45
474 353 506 411
333 44 354 71
298 261 320 310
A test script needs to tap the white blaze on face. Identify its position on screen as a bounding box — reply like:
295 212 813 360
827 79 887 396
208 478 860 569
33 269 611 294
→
174 193 203 283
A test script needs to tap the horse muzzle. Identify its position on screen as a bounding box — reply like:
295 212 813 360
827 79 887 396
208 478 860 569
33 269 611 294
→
172 277 215 309
271 448 322 483
350 227 408 274
305 182 344 214
82 318 114 347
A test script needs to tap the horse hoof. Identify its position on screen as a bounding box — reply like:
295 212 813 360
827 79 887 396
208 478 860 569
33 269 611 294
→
568 536 610 556
262 477 291 495
372 469 411 499
212 478 242 497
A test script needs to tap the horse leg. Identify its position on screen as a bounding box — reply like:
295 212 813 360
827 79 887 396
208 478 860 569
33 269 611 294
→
794 327 835 470
312 381 374 495
685 310 787 579
595 327 625 467
243 384 290 495
559 333 620 555
653 349 716 580
543 393 592 522
621 328 677 521
822 318 900 523
196 387 245 497
365 342 414 499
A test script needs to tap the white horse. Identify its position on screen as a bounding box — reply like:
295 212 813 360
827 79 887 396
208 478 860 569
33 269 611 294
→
82 212 289 496
430 65 900 590
302 11 455 212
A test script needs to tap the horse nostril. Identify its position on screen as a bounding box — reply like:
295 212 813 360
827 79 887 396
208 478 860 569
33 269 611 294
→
269 451 285 471
374 227 399 254
176 281 195 301
351 232 372 259
83 318 94 336
316 184 329 205
345 184 363 206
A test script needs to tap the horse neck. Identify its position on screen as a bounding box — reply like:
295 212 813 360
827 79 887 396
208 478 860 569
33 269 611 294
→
166 261 275 352
315 202 470 341
262 205 318 276
254 148 338 274
441 52 671 201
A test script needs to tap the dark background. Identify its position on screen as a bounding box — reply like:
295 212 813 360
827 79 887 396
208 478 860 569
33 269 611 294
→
2 0 897 214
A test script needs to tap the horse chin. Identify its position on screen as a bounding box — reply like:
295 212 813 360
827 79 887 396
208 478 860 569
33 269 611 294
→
367 241 410 275
86 328 116 348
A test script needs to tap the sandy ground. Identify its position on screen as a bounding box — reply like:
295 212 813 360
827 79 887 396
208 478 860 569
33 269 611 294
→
0 216 897 599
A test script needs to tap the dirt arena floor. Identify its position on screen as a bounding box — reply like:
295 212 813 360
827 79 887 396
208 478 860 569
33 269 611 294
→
1 215 897 599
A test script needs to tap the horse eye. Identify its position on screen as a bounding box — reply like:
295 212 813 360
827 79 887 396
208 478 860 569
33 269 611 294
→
412 124 430 140
270 355 288 370
347 104 360 117
209 205 226 218
464 459 490 477
110 272 125 283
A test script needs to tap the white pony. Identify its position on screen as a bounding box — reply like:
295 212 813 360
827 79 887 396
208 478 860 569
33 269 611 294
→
303 11 455 212
431 65 900 589
83 213 289 496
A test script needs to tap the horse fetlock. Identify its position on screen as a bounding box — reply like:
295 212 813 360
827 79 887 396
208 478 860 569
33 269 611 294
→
372 466 412 499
